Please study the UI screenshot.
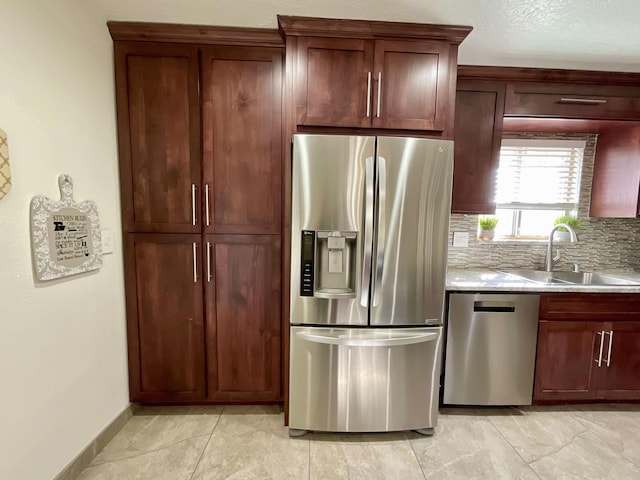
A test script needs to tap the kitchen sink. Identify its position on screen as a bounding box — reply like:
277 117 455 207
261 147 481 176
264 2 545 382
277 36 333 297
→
499 269 640 286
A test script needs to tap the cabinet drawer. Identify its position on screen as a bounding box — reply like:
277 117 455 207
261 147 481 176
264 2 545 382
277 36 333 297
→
505 83 640 120
540 293 640 321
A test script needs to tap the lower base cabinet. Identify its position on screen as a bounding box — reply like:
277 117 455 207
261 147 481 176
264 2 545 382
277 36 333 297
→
125 233 281 403
205 235 281 402
533 293 640 403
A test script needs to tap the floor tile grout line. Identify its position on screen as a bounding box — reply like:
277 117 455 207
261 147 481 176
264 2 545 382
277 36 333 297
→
307 432 311 480
485 411 544 480
188 406 225 480
406 431 429 480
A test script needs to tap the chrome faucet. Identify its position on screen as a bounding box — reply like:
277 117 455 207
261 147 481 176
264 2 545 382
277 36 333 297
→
545 223 578 272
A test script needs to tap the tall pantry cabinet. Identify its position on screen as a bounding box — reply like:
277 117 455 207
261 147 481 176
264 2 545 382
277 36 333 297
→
109 24 283 403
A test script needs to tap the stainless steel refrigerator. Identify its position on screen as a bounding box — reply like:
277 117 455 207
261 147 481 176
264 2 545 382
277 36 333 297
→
289 134 453 435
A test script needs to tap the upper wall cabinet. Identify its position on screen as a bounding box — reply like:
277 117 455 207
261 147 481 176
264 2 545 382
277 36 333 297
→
278 16 471 135
590 124 640 218
505 83 640 120
115 43 201 233
452 81 505 214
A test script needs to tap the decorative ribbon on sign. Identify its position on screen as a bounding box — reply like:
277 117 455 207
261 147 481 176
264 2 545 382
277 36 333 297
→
30 174 102 281
0 128 11 200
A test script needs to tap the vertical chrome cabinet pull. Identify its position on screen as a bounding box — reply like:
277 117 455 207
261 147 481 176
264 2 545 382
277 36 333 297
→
376 72 382 118
595 331 605 367
205 184 211 226
366 72 372 118
605 330 614 367
206 241 212 283
191 184 197 226
192 242 198 283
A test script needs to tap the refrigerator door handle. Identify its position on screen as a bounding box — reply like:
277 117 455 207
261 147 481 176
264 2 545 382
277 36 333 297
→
372 155 386 307
360 156 375 307
295 331 438 347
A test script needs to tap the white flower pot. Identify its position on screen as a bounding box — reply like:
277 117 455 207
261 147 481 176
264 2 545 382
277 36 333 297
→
478 230 495 241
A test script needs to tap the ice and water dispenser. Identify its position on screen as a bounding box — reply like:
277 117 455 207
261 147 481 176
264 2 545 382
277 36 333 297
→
299 230 357 298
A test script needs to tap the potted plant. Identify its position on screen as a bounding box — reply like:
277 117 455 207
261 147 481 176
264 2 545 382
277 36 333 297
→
553 215 582 242
478 216 499 240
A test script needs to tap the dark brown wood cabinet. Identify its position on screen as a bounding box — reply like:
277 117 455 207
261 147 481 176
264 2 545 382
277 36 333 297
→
372 40 452 131
125 234 206 402
201 46 283 234
457 66 640 219
293 37 373 128
110 23 283 404
451 81 505 214
595 322 640 400
589 124 640 218
279 16 471 135
534 293 640 403
114 43 201 233
293 37 452 130
505 83 640 120
205 235 281 401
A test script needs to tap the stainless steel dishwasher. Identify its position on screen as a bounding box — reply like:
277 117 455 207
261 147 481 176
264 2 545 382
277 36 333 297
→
443 293 540 405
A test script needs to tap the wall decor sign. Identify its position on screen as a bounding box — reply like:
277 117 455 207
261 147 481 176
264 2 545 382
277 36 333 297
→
0 128 10 199
30 174 102 281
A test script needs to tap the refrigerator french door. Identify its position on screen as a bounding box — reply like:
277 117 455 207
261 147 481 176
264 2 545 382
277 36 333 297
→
289 134 453 434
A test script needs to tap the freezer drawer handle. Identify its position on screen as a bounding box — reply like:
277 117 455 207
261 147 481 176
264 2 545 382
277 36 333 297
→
473 301 516 313
296 331 438 347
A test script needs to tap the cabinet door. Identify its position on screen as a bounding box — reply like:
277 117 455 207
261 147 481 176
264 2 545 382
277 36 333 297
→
125 234 206 402
205 235 281 401
115 44 201 233
201 47 283 234
533 321 600 402
505 83 640 120
589 125 640 218
596 322 640 400
372 40 451 131
295 37 374 127
452 82 505 214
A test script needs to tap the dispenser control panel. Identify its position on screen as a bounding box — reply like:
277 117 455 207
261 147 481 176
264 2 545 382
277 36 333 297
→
300 230 315 296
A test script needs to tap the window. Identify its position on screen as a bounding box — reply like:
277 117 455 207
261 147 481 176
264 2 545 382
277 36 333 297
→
493 139 585 239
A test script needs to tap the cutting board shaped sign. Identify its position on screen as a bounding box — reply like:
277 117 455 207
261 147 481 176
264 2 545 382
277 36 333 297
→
30 174 102 281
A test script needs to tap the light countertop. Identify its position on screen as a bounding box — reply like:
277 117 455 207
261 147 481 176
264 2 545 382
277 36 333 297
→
447 269 640 293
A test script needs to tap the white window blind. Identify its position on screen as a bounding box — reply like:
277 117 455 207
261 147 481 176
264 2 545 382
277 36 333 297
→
496 139 585 210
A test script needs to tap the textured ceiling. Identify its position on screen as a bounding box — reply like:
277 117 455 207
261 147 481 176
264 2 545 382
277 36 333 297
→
90 0 640 72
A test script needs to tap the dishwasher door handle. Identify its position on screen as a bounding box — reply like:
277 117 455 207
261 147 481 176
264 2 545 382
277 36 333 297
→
296 331 438 347
473 301 516 313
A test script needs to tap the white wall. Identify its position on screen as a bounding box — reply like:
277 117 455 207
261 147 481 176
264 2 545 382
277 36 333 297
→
0 1 129 479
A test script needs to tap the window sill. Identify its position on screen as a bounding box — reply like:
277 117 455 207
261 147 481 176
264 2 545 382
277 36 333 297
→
478 237 548 245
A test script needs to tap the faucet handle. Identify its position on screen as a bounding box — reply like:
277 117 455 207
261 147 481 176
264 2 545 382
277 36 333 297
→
572 263 580 273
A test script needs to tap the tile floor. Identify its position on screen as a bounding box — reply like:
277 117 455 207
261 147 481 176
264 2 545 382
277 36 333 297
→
76 404 640 480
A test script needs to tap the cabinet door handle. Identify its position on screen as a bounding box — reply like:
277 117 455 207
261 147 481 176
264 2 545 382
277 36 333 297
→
366 72 372 118
605 330 614 367
206 241 212 283
191 184 197 226
559 97 607 105
192 242 198 283
205 184 211 226
376 72 382 118
595 330 605 367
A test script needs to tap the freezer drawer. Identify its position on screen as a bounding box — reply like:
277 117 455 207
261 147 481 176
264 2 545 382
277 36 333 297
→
443 293 540 405
289 326 443 433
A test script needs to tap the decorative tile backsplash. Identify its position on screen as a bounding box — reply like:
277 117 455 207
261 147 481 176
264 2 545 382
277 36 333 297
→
448 132 640 272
